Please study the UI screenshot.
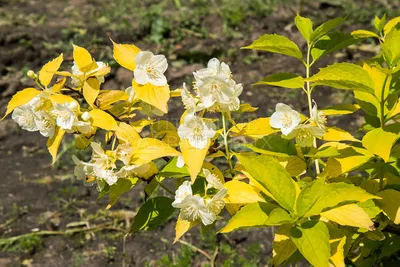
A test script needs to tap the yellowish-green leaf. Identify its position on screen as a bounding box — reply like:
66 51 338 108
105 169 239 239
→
132 138 179 165
51 77 66 93
130 119 153 132
310 17 345 42
323 127 359 142
322 104 360 116
174 217 197 243
312 32 359 62
75 134 92 149
47 127 65 164
290 221 331 267
242 34 303 60
97 90 129 110
224 180 265 204
330 236 346 267
351 30 380 39
278 156 307 177
107 177 138 209
219 202 278 233
307 62 374 93
180 139 209 182
72 44 96 72
374 14 386 33
376 189 400 224
235 103 258 113
111 39 141 71
295 14 313 42
132 80 169 114
363 63 391 100
362 128 399 162
272 224 298 266
254 72 304 89
296 176 325 216
354 90 380 117
39 53 63 87
230 118 279 139
247 134 298 158
115 122 141 144
305 182 379 216
152 120 180 147
2 88 41 120
236 154 297 212
382 24 400 67
384 16 400 35
89 109 118 131
83 77 100 108
321 204 374 229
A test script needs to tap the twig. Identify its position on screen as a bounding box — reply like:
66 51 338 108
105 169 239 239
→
176 239 211 260
211 246 219 267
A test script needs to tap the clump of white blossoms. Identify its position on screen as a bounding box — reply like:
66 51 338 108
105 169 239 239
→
71 61 108 87
134 51 168 86
177 113 216 149
172 177 227 226
193 58 243 112
270 103 301 136
311 100 327 130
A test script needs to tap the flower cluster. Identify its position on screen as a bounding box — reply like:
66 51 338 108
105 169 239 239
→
270 102 326 147
172 169 227 225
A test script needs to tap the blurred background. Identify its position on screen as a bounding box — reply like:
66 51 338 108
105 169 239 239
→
0 0 399 266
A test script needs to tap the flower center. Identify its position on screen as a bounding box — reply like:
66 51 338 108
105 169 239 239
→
281 113 293 128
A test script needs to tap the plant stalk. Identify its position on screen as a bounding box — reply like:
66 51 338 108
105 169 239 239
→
222 114 234 175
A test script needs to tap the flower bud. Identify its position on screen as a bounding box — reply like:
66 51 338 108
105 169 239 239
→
81 111 91 121
68 101 79 110
27 70 37 79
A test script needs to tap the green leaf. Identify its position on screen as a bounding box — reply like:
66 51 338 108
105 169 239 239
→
272 225 298 266
310 17 346 42
290 221 331 267
242 34 303 60
219 202 277 233
374 14 386 32
246 134 298 158
236 154 297 212
130 197 175 232
265 208 294 225
358 199 382 218
362 128 399 162
306 62 374 93
304 146 340 158
305 182 378 217
296 177 325 216
107 177 138 209
254 72 304 89
295 14 313 42
376 189 400 224
312 32 359 62
382 24 400 67
354 90 380 117
159 157 190 178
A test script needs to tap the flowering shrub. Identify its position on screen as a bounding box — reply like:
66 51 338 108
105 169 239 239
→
3 14 400 266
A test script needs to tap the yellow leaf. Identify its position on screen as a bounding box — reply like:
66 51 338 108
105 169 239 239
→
87 65 111 78
323 127 359 142
330 236 346 267
135 162 159 180
362 128 399 162
97 90 129 110
272 225 297 266
51 78 66 93
376 189 400 224
174 217 197 243
47 127 65 164
180 139 209 182
224 180 265 204
111 39 141 71
115 122 141 144
278 156 307 176
72 44 96 72
384 16 400 35
89 109 118 131
39 53 63 87
230 118 279 139
130 119 153 132
132 138 179 165
321 204 374 229
83 77 100 107
75 134 92 149
152 120 180 147
132 80 170 114
2 88 41 120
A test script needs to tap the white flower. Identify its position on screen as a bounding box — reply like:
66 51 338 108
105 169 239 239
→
176 155 185 168
73 121 93 135
203 169 224 190
172 181 193 207
181 83 203 113
72 155 94 181
35 111 56 138
12 105 38 132
71 61 107 86
116 143 132 165
206 187 227 215
285 124 325 147
175 195 216 225
116 164 150 178
125 86 136 103
134 51 168 86
194 58 231 81
81 111 91 121
311 100 327 130
270 103 301 136
51 102 78 130
218 82 243 112
91 142 116 168
93 165 118 186
178 114 216 149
